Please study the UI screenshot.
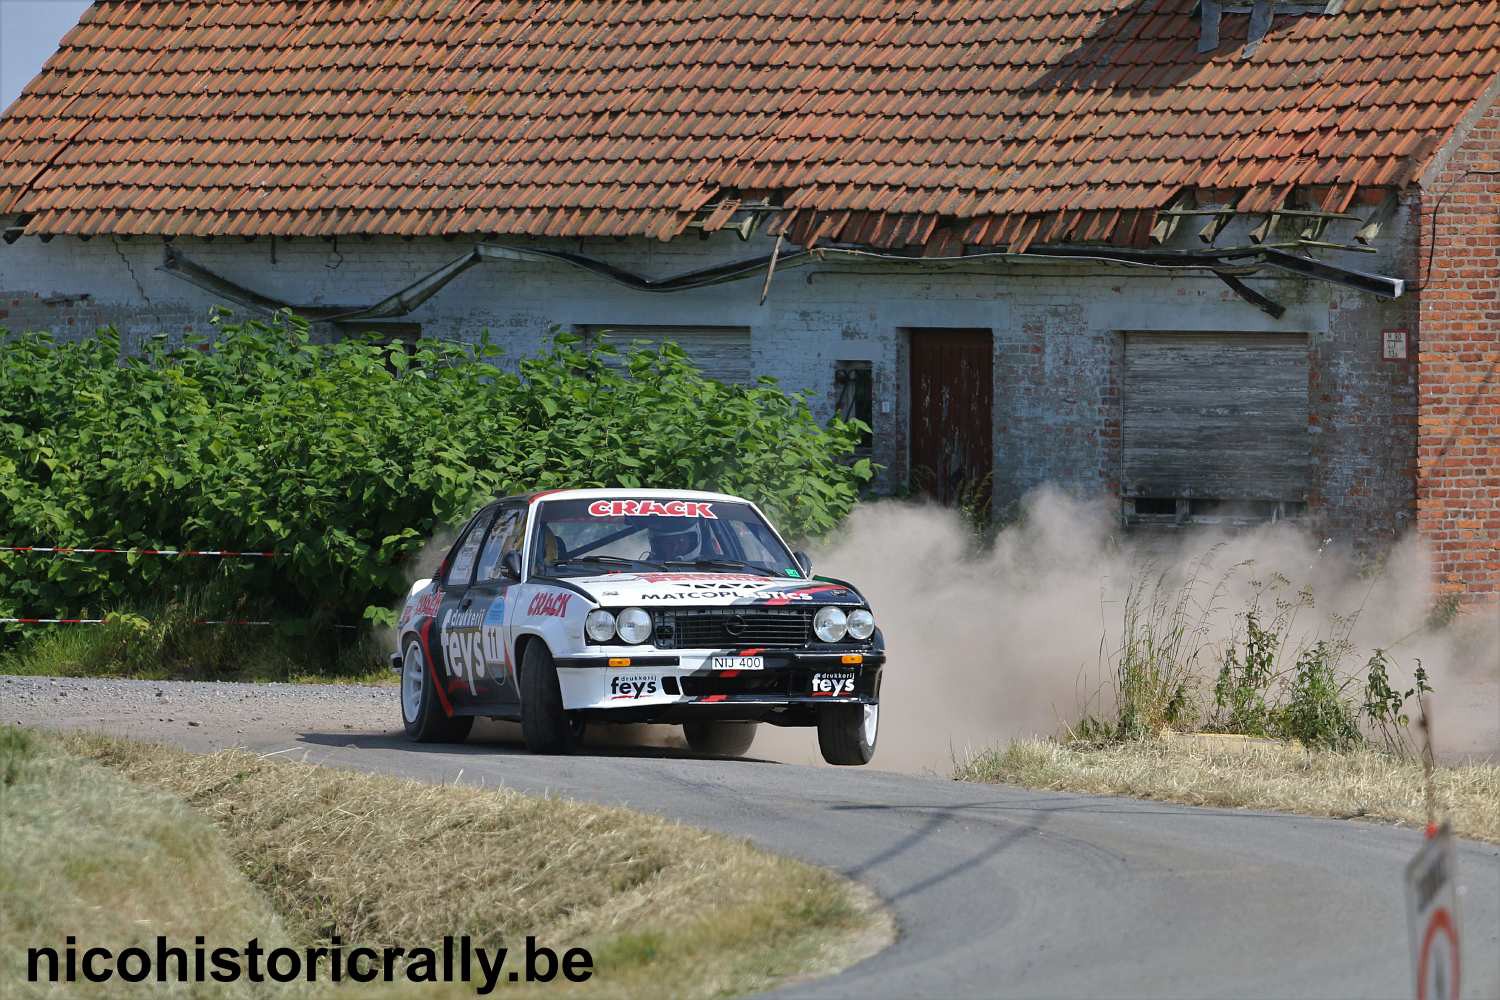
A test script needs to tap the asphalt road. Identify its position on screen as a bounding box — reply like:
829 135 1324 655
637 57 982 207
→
10 674 1500 999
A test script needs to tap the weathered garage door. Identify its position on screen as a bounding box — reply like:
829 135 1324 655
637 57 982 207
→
909 328 993 509
586 325 752 384
1122 332 1309 504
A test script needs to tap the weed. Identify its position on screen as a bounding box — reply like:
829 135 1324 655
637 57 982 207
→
1362 652 1433 756
1274 640 1361 750
1105 552 1232 739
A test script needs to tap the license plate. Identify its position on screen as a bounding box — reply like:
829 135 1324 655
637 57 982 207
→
710 655 764 670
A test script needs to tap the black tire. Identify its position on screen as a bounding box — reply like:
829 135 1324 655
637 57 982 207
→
683 720 758 757
520 639 579 754
399 636 473 743
817 702 877 765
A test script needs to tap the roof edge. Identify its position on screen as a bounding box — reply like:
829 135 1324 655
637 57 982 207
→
1419 72 1500 190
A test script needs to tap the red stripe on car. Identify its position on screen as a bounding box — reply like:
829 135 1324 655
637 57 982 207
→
417 618 454 717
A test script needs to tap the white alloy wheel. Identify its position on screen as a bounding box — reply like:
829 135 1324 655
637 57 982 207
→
863 703 879 746
401 642 425 724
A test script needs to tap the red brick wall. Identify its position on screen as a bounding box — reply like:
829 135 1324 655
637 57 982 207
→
1417 96 1500 600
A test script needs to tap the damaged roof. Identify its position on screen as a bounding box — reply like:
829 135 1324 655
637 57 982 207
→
0 0 1495 250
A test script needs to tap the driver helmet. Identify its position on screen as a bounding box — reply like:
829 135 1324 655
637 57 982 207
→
648 521 700 562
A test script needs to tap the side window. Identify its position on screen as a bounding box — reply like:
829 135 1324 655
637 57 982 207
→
498 510 529 572
444 508 496 587
476 509 521 583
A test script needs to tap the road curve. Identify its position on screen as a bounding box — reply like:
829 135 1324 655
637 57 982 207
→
10 675 1500 999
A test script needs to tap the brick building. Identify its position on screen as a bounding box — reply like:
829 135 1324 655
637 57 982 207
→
0 1 1496 597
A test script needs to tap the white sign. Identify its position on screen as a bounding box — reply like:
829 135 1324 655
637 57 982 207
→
1405 824 1461 1000
1384 329 1409 360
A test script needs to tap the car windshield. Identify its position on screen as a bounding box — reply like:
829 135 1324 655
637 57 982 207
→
530 497 802 579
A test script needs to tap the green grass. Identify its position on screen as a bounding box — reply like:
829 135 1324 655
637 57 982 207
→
1 729 890 998
0 612 393 685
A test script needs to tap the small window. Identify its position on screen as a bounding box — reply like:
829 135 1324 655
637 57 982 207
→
475 510 516 583
445 507 497 587
834 361 873 453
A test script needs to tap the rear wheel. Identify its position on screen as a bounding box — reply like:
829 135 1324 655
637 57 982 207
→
683 720 758 757
817 702 877 765
520 640 580 754
400 637 473 743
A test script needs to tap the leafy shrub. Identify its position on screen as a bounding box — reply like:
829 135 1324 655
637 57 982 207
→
0 313 870 635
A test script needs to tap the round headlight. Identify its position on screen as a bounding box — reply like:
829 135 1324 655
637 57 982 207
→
846 608 875 640
813 606 848 643
616 607 653 645
585 609 617 644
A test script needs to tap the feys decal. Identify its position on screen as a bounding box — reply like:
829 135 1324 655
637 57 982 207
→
587 499 717 519
441 608 489 694
608 674 660 700
810 671 857 697
527 592 572 618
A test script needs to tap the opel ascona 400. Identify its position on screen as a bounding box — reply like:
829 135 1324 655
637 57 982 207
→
392 489 884 764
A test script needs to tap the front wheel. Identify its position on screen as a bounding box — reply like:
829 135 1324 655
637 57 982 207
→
817 702 877 765
520 640 580 754
400 637 473 743
683 720 758 757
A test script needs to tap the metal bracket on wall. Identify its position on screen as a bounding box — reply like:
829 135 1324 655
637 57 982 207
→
1216 272 1286 318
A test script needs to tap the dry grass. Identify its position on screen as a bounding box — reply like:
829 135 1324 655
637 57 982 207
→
956 737 1500 844
19 730 887 998
0 727 311 998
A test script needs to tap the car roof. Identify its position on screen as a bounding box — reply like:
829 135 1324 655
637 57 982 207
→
496 488 750 506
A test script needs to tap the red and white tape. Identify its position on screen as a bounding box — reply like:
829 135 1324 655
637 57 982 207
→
1 617 109 625
1 617 274 626
1 546 276 557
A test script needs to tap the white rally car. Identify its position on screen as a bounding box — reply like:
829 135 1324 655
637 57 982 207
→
392 489 884 764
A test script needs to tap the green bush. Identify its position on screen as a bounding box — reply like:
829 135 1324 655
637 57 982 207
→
0 313 870 634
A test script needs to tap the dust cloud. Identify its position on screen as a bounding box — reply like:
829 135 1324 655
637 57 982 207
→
755 490 1500 773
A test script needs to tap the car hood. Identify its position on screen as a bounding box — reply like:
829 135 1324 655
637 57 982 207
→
547 571 865 608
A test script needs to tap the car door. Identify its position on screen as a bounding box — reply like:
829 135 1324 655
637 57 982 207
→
432 505 498 712
463 503 527 711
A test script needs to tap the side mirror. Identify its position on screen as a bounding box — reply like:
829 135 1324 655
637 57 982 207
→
793 551 813 577
502 550 523 580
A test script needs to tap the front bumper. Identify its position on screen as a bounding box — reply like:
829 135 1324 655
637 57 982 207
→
554 647 884 718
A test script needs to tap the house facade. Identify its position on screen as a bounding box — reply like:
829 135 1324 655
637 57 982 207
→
0 1 1495 598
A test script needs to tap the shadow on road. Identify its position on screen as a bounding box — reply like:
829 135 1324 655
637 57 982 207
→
293 722 783 766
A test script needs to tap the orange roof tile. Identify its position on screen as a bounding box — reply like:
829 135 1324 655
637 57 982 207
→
0 0 1495 249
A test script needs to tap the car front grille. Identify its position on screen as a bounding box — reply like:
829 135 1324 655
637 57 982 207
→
653 607 811 649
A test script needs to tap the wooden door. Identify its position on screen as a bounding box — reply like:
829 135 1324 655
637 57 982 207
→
908 328 993 509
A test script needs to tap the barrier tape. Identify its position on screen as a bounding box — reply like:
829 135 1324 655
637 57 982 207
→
1 617 276 626
1 547 276 558
2 618 360 630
